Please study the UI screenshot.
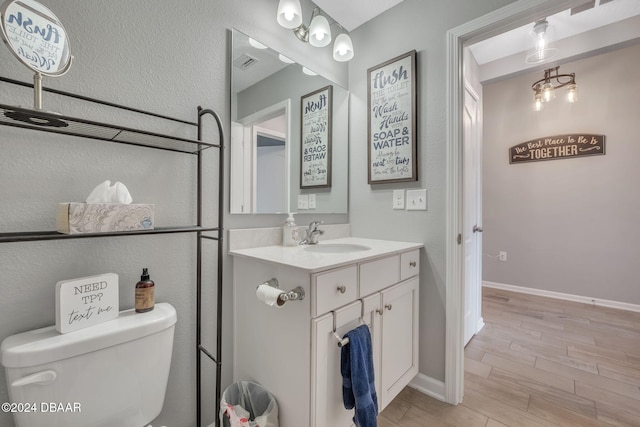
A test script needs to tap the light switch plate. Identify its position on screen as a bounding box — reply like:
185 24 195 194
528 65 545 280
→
406 189 427 210
298 194 309 210
308 194 316 209
393 190 405 209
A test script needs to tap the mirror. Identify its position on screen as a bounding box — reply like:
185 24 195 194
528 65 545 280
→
230 28 348 214
0 0 72 75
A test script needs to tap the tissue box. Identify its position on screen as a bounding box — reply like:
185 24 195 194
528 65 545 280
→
56 203 154 234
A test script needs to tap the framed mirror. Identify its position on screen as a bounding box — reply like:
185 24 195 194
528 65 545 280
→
230 28 348 214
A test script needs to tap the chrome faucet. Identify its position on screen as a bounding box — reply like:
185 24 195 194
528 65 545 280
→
300 221 324 245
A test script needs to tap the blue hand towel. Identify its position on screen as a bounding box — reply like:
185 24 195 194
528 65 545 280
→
341 324 378 427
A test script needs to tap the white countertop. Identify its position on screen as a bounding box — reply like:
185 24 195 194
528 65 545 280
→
229 237 423 273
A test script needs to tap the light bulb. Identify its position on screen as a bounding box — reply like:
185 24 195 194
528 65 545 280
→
277 0 302 29
534 93 544 111
309 15 331 47
567 84 578 103
541 82 555 102
333 33 354 62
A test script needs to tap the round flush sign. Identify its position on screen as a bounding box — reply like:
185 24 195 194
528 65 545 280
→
0 0 72 75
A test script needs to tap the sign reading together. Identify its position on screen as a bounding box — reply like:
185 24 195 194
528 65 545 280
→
509 134 605 164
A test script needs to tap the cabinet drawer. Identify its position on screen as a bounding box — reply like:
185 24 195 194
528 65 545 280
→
313 266 358 316
359 255 399 297
400 250 420 281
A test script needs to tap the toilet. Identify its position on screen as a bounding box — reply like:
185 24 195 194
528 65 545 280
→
1 302 177 427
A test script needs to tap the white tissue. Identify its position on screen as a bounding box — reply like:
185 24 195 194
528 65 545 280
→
86 180 133 204
256 284 283 307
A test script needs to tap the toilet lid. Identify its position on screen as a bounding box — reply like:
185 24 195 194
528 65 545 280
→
1 303 176 368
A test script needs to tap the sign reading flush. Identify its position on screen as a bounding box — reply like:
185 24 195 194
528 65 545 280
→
55 273 119 333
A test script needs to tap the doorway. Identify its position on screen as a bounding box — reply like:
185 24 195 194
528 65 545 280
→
445 0 588 405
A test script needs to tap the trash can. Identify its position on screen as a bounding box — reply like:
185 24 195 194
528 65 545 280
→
219 381 279 427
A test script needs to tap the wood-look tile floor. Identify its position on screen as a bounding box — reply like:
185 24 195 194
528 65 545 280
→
379 287 640 426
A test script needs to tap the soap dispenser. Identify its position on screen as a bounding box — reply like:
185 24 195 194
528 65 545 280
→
282 213 299 246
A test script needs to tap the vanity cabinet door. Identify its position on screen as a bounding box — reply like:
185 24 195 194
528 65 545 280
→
379 277 419 408
311 295 380 427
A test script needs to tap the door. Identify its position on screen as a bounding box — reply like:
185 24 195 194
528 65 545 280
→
379 277 419 408
463 82 483 346
311 295 380 427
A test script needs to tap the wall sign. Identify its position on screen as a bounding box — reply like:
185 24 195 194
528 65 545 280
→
300 85 332 188
55 273 119 333
0 0 72 75
509 134 605 164
368 50 417 184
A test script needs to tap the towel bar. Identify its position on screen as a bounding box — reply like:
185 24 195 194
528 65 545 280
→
332 298 369 348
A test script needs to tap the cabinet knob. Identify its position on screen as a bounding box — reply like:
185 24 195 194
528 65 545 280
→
409 261 417 267
385 304 393 311
337 285 346 294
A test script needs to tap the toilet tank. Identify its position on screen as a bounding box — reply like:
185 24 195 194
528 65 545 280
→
1 303 177 427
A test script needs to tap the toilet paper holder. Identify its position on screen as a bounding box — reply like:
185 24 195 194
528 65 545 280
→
258 278 305 306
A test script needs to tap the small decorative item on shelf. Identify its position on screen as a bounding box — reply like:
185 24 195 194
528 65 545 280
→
55 273 119 333
56 180 154 234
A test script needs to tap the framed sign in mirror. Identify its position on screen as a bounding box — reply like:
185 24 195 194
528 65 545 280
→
367 50 417 184
300 85 332 189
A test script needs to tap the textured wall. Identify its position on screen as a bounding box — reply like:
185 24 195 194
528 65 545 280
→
0 1 346 426
483 43 640 304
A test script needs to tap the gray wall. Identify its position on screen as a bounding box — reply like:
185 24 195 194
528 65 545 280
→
347 0 515 382
0 1 346 426
482 43 640 304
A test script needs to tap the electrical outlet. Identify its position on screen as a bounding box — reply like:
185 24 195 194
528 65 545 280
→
406 189 427 210
297 194 309 210
392 190 405 209
499 251 507 262
308 194 316 209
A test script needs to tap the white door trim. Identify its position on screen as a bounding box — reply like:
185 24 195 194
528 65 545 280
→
444 0 590 405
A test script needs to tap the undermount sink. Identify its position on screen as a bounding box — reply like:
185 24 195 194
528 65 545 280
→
304 243 371 253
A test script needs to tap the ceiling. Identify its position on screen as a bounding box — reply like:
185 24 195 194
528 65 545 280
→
313 0 404 32
469 0 640 65
312 0 640 70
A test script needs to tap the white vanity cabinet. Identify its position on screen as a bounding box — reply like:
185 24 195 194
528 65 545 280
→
231 238 421 427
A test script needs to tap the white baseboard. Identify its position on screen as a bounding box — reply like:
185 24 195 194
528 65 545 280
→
408 373 445 402
483 281 640 313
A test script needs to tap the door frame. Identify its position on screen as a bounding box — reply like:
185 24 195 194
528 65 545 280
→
444 0 589 404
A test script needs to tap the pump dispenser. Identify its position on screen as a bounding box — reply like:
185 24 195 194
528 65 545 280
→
135 268 155 313
282 213 299 246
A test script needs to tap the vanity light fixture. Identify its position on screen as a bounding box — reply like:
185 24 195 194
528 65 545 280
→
279 53 295 64
276 0 354 62
531 66 578 111
277 0 303 29
302 66 318 76
249 38 268 49
526 19 558 64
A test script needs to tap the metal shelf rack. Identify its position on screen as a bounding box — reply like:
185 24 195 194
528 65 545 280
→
0 76 224 427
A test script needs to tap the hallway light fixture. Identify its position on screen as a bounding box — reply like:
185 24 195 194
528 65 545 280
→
525 19 558 64
531 66 578 111
276 0 354 62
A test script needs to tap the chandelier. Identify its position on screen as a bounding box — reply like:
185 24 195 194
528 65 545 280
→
532 67 578 111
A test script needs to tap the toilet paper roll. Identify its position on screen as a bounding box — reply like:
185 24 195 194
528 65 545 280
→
256 284 284 307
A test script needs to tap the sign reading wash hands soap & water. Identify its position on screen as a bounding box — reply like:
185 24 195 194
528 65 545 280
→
55 273 119 333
